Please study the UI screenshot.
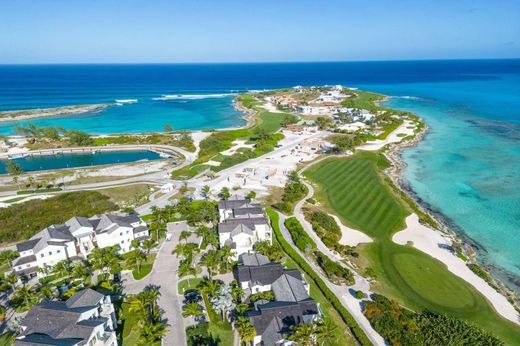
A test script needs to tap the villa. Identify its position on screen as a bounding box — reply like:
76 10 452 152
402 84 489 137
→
12 213 149 278
233 254 319 346
218 196 272 259
15 288 117 346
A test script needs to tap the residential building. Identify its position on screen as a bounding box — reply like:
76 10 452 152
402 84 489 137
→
15 288 117 346
218 197 272 259
234 255 319 346
12 213 149 278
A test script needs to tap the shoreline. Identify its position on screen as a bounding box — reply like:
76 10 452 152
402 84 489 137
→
0 103 115 123
383 118 520 314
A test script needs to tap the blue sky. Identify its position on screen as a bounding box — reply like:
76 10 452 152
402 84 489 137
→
1 0 519 63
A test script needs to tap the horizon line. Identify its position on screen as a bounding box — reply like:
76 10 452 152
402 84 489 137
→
1 57 519 66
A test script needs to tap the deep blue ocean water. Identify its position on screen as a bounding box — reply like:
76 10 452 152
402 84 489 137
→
0 150 161 174
0 60 519 290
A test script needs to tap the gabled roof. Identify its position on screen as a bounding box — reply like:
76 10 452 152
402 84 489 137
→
65 217 92 232
65 288 104 309
16 238 41 252
218 195 260 211
271 271 309 302
239 253 271 266
218 217 268 234
234 262 285 286
13 255 37 266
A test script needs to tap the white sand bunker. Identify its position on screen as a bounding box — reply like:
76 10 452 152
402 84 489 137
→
330 214 372 247
393 214 520 325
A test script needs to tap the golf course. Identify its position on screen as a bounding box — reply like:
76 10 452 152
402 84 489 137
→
304 150 520 344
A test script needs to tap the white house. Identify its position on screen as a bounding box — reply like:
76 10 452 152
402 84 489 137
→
12 213 149 278
218 197 272 259
15 288 118 346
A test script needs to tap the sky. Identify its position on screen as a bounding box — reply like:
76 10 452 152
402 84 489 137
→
1 0 519 64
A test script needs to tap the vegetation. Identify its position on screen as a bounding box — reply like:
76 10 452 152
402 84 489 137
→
5 160 24 175
266 208 371 345
284 217 316 252
92 132 195 152
253 240 284 262
274 171 308 213
186 322 219 346
364 294 504 346
330 134 355 152
0 191 117 244
314 251 354 285
308 210 341 248
304 151 520 343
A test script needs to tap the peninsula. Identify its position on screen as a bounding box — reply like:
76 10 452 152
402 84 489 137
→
0 103 114 123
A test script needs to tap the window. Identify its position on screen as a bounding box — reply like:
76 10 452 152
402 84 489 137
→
57 250 61 254
120 232 123 236
41 254 44 258
48 251 52 255
126 230 129 234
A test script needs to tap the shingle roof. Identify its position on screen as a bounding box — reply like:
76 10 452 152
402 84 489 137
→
218 217 268 234
218 197 259 211
271 272 309 302
65 288 104 309
13 255 37 266
239 253 271 266
234 262 285 286
233 207 264 217
16 239 41 252
65 217 92 232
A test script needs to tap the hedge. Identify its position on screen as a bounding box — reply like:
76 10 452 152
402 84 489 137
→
284 217 316 252
266 208 372 346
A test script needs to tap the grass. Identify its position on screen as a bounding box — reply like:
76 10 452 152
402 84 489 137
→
97 184 153 206
178 278 203 294
121 302 140 346
203 293 234 345
304 151 520 345
0 332 15 346
0 262 10 275
132 253 157 280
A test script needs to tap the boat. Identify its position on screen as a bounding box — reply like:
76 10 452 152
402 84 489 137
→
159 152 171 158
114 99 138 104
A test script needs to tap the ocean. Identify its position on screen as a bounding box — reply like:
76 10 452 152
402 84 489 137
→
1 60 519 290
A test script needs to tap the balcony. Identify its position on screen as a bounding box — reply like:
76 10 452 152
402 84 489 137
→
95 331 116 346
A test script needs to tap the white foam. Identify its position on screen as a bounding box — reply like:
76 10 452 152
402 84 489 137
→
152 93 236 101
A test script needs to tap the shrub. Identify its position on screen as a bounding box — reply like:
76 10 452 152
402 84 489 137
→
354 290 366 300
314 251 354 285
284 217 316 252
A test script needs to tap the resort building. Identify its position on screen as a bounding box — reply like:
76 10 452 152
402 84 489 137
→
233 254 320 346
218 196 272 259
15 288 117 346
12 213 149 278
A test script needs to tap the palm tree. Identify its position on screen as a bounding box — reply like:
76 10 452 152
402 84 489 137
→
72 262 89 281
218 245 233 272
38 285 54 301
37 264 52 277
127 250 147 274
289 323 316 346
179 230 192 244
53 260 71 280
201 251 219 279
142 286 161 315
315 319 338 345
201 185 211 200
141 239 156 255
127 294 148 319
197 278 221 297
219 187 231 200
5 273 18 292
0 250 19 269
182 301 204 318
235 316 256 343
178 261 197 286
88 248 107 272
14 285 36 310
137 321 168 345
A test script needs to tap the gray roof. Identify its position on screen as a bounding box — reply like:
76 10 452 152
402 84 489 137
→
13 255 37 266
65 217 92 232
16 289 108 346
89 213 135 233
16 239 41 252
233 207 264 217
239 253 271 266
234 262 285 286
218 196 260 211
16 225 74 255
218 217 268 234
133 225 149 234
271 271 309 302
65 288 104 309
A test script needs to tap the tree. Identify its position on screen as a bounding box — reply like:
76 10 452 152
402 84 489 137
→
235 316 256 342
315 319 338 345
141 239 156 255
197 277 221 297
127 250 147 274
218 245 233 272
71 262 90 281
182 301 204 318
330 134 355 153
179 230 192 244
164 124 174 133
137 320 168 345
65 130 93 146
178 260 197 286
127 294 149 320
13 285 37 311
0 250 19 269
246 190 256 200
53 260 72 281
201 185 211 200
38 285 55 301
219 187 231 200
5 273 18 292
315 116 333 130
201 251 219 279
289 323 316 346
210 284 236 320
6 160 23 175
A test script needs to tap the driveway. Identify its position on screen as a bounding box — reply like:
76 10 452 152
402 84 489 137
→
123 222 185 346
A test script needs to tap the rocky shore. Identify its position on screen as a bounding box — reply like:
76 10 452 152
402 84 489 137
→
0 103 114 123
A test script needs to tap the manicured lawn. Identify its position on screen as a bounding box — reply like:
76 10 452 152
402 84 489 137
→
121 303 140 346
178 278 203 294
304 151 520 344
203 293 234 345
132 253 157 280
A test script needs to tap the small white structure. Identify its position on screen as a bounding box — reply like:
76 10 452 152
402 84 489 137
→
337 121 367 132
160 183 175 193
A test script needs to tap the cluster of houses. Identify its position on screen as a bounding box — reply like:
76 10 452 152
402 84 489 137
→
14 288 118 346
217 196 320 345
12 213 150 278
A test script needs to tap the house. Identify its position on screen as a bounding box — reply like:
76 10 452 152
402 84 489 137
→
12 213 149 278
337 121 367 132
15 288 117 346
234 256 319 346
218 197 272 259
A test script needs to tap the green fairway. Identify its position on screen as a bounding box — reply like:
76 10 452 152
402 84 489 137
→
304 151 520 344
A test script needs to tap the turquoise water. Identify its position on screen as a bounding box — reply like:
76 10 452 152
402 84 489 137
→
369 76 520 289
0 150 162 174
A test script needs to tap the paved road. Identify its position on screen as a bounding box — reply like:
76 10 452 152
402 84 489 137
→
123 223 185 346
277 212 385 346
